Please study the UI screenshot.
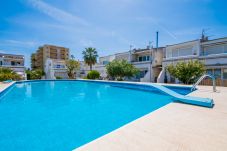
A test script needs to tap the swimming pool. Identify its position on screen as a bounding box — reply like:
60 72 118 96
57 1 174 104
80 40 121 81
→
0 81 190 150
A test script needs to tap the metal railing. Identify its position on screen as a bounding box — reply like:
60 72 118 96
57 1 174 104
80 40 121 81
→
191 74 217 92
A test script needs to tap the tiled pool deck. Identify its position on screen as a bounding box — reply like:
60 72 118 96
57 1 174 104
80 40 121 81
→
75 84 227 151
0 82 15 92
1 81 226 151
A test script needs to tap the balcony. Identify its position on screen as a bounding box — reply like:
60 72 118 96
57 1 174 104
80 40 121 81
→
131 55 152 64
1 64 24 68
200 45 227 56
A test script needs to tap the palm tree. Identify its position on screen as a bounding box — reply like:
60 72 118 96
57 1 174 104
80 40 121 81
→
82 47 98 71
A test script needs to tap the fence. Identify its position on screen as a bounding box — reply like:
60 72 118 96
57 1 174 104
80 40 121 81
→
200 78 227 87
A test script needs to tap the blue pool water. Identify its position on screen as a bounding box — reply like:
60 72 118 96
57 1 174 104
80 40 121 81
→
0 81 185 151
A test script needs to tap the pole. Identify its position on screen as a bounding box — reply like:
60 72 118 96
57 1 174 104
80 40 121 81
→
156 31 159 49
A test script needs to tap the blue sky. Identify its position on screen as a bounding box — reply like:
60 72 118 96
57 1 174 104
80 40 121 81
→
0 0 227 67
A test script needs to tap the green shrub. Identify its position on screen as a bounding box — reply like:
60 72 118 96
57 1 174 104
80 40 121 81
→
106 60 139 80
166 60 205 84
29 69 45 80
0 67 22 81
55 76 62 79
87 70 100 79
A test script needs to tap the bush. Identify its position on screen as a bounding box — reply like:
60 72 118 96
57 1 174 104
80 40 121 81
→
28 69 45 80
87 70 100 79
0 67 22 81
106 60 139 81
55 76 62 79
166 60 205 84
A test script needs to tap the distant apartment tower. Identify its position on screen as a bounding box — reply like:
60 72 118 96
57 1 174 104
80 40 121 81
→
0 53 26 78
31 45 69 79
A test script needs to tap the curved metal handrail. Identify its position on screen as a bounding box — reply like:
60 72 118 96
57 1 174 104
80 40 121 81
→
191 74 216 92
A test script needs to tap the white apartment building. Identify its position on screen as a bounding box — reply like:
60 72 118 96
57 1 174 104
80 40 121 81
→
87 47 164 82
44 59 68 79
159 37 227 86
94 54 116 78
0 53 26 78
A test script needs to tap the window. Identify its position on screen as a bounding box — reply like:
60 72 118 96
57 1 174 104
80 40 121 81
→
138 56 150 62
172 49 178 57
204 45 225 55
103 61 109 65
206 69 213 76
11 61 15 66
214 69 221 78
147 56 150 61
138 56 142 62
178 47 193 56
224 45 227 53
0 61 2 65
223 69 227 79
166 49 172 58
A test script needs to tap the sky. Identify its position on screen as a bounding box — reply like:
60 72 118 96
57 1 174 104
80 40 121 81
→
0 0 227 67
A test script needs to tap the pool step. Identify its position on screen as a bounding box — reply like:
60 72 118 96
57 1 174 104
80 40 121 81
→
108 82 214 108
148 83 214 108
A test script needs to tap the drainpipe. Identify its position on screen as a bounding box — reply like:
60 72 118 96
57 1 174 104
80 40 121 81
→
156 31 159 49
150 45 153 82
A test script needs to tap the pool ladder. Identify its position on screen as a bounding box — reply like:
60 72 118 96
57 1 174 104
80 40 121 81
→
191 74 217 92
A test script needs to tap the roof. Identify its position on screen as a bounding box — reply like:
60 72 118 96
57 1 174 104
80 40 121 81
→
201 37 227 46
166 39 199 47
0 53 24 57
42 44 69 49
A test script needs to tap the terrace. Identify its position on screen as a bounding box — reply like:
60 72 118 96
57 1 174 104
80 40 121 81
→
75 84 227 151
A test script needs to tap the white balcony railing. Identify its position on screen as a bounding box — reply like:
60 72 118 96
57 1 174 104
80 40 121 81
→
0 64 25 67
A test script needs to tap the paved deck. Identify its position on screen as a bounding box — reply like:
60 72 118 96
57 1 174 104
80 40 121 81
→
0 82 15 92
75 85 227 151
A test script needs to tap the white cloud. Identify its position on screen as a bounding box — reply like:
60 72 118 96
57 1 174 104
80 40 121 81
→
135 16 178 40
27 0 89 26
1 40 38 48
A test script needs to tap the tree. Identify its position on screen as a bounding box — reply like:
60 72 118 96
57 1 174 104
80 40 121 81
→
82 47 98 71
166 60 205 84
106 60 139 81
66 59 80 79
31 53 37 69
71 55 75 60
0 67 22 81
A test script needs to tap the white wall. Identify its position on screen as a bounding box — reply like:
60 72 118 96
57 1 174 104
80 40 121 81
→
165 40 200 60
